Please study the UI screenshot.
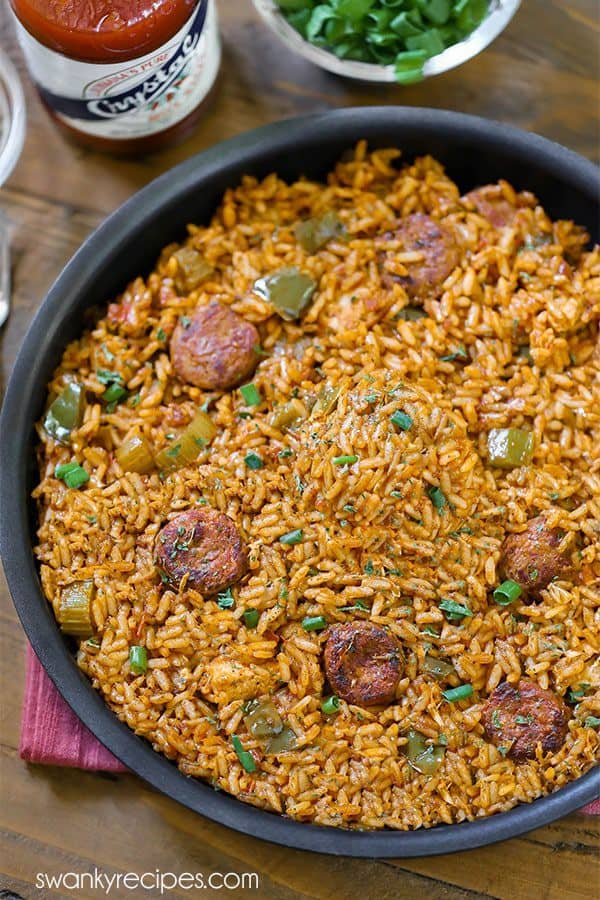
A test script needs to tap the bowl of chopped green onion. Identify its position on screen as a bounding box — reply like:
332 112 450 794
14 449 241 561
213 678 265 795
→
253 0 520 84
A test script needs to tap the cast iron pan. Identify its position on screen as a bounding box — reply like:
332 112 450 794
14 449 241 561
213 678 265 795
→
1 108 599 857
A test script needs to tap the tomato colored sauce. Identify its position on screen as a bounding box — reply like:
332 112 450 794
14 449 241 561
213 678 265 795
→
10 0 221 153
10 0 198 62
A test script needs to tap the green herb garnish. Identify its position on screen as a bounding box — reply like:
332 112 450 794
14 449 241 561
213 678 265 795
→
440 345 468 362
428 485 447 510
244 451 263 470
439 599 472 621
332 454 358 466
390 410 413 431
232 735 257 773
243 609 260 629
217 588 235 609
55 461 90 489
240 383 262 406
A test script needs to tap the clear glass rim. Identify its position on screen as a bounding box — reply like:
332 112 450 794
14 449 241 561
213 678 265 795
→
0 50 26 186
252 0 522 83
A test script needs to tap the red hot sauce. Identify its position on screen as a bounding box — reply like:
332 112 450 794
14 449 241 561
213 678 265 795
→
9 0 221 153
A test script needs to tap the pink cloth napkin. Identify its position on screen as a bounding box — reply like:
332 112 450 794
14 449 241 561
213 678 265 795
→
21 644 600 813
21 645 127 772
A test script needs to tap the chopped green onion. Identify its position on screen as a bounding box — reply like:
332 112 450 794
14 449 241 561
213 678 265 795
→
442 684 474 702
240 383 262 406
277 0 489 86
394 49 427 84
156 328 166 342
493 579 523 606
280 529 304 545
244 451 263 470
364 560 375 575
129 645 148 675
55 461 90 489
278 448 294 458
321 695 341 715
332 454 358 466
439 599 472 621
302 615 327 631
217 588 235 609
428 485 447 510
243 608 260 629
391 410 413 431
231 735 257 773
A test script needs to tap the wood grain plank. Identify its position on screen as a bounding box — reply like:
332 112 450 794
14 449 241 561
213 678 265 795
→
1 0 598 219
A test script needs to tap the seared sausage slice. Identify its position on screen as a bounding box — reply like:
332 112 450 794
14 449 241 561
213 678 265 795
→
462 184 518 229
499 515 573 599
482 680 569 761
378 213 459 303
156 508 247 595
324 622 403 707
170 301 259 390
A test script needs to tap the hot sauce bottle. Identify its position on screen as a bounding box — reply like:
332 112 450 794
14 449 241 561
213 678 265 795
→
9 0 221 153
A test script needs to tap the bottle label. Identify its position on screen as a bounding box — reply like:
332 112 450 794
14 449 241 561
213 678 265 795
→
13 0 220 140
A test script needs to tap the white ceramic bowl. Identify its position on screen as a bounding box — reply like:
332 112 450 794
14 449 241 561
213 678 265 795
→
0 50 25 186
253 0 521 83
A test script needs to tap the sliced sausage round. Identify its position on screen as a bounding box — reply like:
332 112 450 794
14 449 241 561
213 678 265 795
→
378 213 459 303
462 185 517 229
170 301 259 390
156 508 248 595
324 622 403 707
499 515 573 599
481 680 569 761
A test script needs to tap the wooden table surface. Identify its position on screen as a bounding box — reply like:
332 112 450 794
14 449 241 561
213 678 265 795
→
1 0 598 897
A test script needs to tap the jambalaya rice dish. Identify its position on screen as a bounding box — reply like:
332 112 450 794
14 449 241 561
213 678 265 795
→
34 143 600 830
